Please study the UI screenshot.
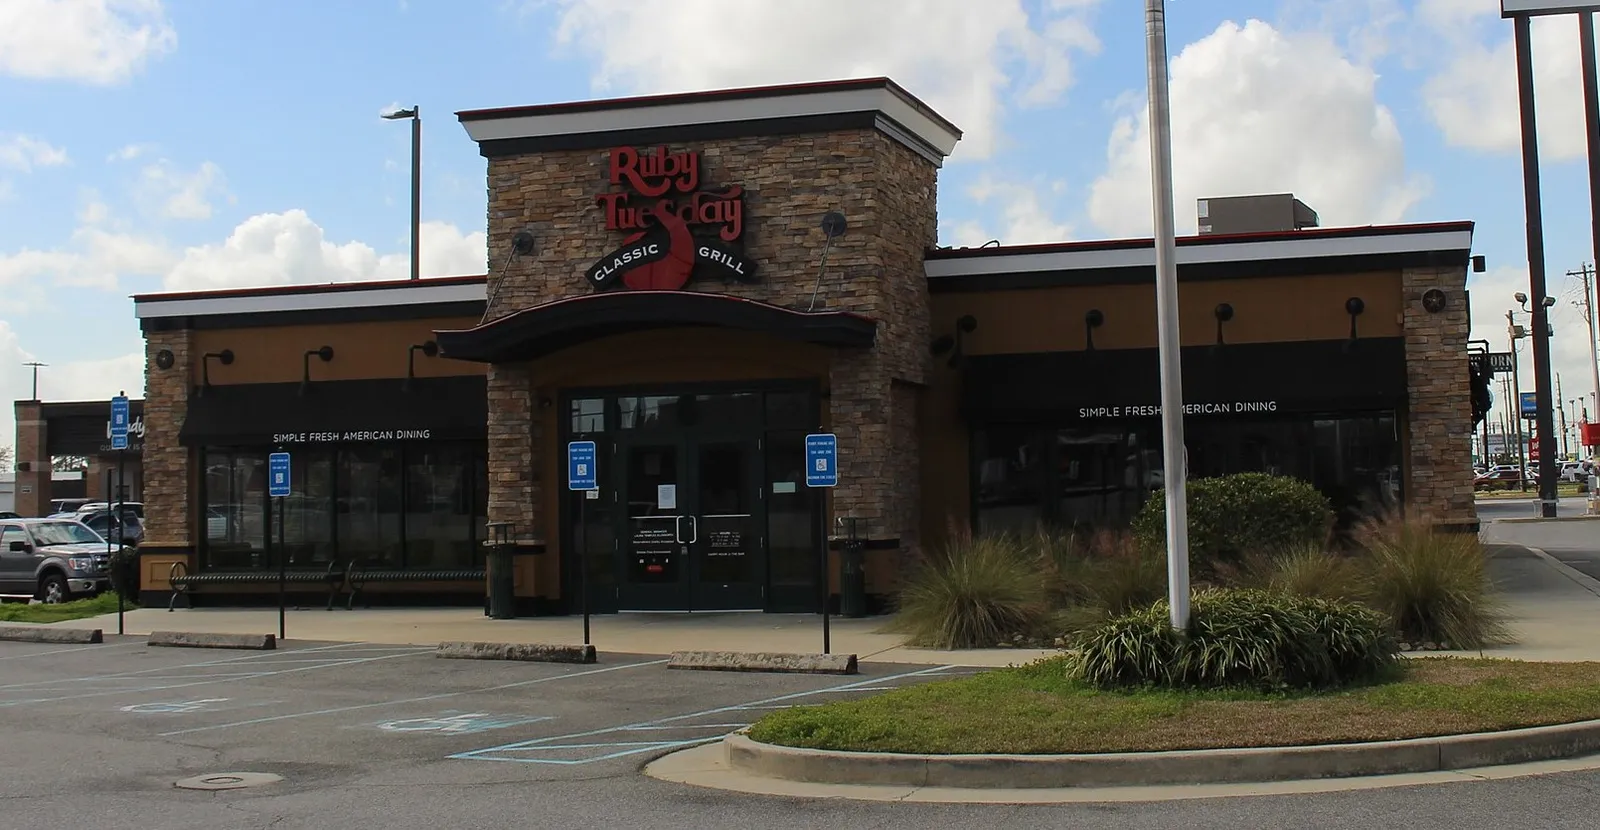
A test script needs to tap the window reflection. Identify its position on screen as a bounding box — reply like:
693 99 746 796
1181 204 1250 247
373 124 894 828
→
201 450 268 569
571 398 606 434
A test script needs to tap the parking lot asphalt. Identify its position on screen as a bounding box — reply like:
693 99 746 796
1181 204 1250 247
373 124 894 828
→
9 636 1600 829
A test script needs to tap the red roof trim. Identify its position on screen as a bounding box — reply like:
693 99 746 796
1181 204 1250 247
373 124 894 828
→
456 77 961 137
132 274 487 304
924 221 1477 260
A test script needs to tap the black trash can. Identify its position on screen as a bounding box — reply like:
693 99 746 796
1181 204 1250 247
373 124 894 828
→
840 539 866 618
486 521 516 620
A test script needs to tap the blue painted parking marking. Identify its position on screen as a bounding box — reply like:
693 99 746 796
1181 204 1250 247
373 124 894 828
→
450 664 956 766
376 712 554 735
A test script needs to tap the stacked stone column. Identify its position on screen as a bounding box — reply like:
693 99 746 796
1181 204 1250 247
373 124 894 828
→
1401 265 1477 530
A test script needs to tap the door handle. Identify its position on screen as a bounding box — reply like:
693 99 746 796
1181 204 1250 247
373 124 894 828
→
685 516 699 544
673 515 684 544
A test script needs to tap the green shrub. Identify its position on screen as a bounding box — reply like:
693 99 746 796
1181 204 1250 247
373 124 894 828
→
1072 588 1398 690
1055 530 1169 635
1132 473 1335 571
1358 517 1510 649
1216 545 1371 603
887 528 1049 649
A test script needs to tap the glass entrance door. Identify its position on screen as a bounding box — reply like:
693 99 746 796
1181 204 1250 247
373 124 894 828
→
615 434 765 611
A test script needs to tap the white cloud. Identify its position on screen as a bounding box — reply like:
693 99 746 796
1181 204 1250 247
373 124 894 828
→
1421 9 1588 161
0 0 176 84
944 175 1073 247
137 159 226 220
543 0 1103 159
0 322 144 455
106 143 151 162
1469 264 1600 435
161 211 486 291
0 134 68 172
1086 19 1427 238
0 225 175 292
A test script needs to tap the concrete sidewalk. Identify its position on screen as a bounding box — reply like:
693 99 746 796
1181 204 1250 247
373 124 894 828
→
57 606 1059 668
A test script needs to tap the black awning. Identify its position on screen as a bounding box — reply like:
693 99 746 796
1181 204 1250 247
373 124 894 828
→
180 375 487 446
963 337 1408 422
434 290 878 363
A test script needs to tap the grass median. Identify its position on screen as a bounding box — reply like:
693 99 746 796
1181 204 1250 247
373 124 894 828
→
0 593 132 624
747 657 1600 755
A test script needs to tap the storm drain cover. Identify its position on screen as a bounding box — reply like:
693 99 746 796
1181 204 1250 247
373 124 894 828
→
174 772 283 791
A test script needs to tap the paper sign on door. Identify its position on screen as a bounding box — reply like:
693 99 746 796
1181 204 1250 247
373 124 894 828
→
657 484 677 510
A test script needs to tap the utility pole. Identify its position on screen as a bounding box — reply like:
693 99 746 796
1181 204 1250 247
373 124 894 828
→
1572 263 1600 457
1509 310 1530 490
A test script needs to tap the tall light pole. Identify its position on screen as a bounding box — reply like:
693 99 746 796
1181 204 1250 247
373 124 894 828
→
1508 308 1530 488
21 361 44 400
383 106 421 281
1145 0 1190 630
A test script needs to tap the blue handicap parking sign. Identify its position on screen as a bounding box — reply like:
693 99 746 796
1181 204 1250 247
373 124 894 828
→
110 395 130 451
268 452 291 498
568 441 598 491
805 433 838 488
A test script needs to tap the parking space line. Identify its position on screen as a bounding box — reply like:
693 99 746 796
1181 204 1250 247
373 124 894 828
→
0 641 403 691
157 658 671 737
0 651 428 708
0 642 141 661
450 664 957 765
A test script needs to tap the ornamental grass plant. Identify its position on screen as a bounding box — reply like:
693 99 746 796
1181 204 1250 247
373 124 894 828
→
885 524 1050 649
1355 514 1511 650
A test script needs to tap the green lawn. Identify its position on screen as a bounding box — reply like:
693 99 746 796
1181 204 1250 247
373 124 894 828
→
0 592 133 624
747 658 1600 755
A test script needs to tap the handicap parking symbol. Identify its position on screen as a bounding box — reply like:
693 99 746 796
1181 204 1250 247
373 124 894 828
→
121 698 230 714
376 711 552 735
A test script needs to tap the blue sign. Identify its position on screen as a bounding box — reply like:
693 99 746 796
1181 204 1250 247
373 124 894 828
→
1521 391 1538 419
109 395 130 451
568 441 598 491
805 433 838 488
268 452 291 498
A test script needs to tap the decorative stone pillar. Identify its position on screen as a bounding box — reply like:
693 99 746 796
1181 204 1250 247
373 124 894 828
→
142 329 194 547
486 362 537 542
13 400 48 517
1401 265 1477 531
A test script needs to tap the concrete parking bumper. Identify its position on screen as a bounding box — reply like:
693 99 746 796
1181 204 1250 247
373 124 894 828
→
724 718 1600 788
668 650 858 675
147 630 276 650
0 625 102 644
435 640 598 664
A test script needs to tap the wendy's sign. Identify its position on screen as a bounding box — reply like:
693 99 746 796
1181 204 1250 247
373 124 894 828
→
586 146 758 291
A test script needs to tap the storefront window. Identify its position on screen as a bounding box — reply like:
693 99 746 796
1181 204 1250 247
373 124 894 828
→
974 428 1048 535
571 398 606 434
281 449 334 567
339 447 403 568
619 395 681 430
404 445 477 568
201 449 268 570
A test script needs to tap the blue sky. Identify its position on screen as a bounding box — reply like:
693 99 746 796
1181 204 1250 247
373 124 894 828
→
1 0 1598 445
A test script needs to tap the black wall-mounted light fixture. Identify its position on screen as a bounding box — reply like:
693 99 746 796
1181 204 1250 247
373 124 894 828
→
154 349 175 371
1422 288 1448 313
197 349 234 397
807 211 849 312
1345 297 1366 348
1472 255 1487 273
404 340 439 391
1084 309 1105 352
481 229 540 324
1213 303 1234 347
929 315 979 368
300 345 334 395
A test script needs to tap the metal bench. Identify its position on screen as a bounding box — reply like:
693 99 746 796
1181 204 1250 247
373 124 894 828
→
345 562 486 609
167 560 347 611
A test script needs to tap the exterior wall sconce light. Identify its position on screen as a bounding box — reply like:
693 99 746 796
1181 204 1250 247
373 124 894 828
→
1345 297 1365 341
1422 288 1448 314
930 315 978 367
300 345 334 395
197 349 234 397
153 349 175 371
1084 309 1105 352
1213 303 1234 346
807 211 849 312
482 229 539 324
404 340 439 391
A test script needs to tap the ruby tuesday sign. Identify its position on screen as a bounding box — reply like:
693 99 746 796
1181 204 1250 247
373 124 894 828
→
586 146 758 291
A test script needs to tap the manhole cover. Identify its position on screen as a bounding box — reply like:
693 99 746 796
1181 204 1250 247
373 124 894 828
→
174 772 283 791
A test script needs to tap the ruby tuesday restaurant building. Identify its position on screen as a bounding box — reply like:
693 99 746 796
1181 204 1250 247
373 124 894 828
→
129 78 1480 612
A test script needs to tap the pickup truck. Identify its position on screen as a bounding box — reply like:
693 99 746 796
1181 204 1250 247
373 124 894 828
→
0 518 116 603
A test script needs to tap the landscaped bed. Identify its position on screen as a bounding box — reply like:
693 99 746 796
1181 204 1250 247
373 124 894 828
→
0 592 131 624
747 658 1600 755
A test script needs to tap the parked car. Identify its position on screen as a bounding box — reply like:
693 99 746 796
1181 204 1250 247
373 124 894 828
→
1475 468 1532 490
77 507 143 547
1560 461 1589 483
47 498 93 516
0 517 116 603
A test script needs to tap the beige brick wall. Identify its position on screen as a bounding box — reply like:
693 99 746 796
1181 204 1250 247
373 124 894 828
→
142 330 193 547
483 129 942 561
1402 265 1477 528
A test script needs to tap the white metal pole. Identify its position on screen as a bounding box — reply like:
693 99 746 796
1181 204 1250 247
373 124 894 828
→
1583 265 1600 447
1145 0 1191 630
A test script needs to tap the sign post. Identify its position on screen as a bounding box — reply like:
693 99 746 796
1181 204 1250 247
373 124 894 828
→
567 441 598 647
109 393 130 635
268 451 291 640
805 433 838 654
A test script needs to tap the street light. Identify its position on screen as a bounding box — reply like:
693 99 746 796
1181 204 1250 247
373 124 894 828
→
382 105 421 281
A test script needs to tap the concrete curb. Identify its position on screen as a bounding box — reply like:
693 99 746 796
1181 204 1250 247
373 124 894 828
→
668 650 858 675
147 630 276 650
725 718 1600 788
435 641 597 664
0 625 102 644
1498 515 1600 523
1523 546 1600 599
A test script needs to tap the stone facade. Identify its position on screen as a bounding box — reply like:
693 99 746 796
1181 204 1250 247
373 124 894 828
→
486 362 538 544
1401 265 1478 529
481 129 942 562
141 329 193 548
